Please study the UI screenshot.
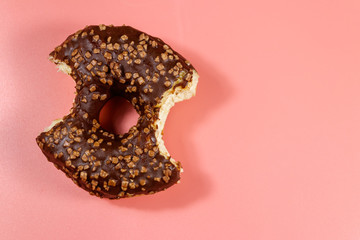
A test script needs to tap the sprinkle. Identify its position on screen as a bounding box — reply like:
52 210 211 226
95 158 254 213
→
100 170 108 178
99 24 106 30
156 63 164 71
125 72 132 79
129 182 136 189
164 81 171 87
162 176 170 183
89 86 96 92
121 181 129 191
86 64 93 71
107 43 114 50
135 148 143 155
108 179 117 187
80 171 87 181
93 35 99 41
114 43 120 50
100 94 107 101
140 179 146 186
104 52 112 60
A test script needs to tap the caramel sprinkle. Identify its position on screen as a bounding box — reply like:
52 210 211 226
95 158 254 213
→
104 52 112 60
100 170 109 178
108 179 117 187
114 43 120 50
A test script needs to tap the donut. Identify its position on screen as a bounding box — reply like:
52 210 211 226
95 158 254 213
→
36 24 199 199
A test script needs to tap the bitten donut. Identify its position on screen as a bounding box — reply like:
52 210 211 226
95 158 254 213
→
36 25 198 199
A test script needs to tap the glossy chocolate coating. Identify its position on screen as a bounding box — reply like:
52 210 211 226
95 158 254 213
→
36 25 196 199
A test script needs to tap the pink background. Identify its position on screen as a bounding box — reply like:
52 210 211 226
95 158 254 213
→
1 0 360 239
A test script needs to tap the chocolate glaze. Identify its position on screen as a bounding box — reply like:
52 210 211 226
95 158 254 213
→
36 25 196 199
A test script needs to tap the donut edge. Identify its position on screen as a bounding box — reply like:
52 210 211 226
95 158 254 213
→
49 56 72 75
153 70 199 175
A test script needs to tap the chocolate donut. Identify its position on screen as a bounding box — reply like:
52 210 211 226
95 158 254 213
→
36 25 199 199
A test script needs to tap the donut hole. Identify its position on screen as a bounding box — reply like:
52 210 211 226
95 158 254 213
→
99 96 139 135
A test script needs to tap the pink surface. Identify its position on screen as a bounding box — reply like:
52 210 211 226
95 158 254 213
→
1 0 360 239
